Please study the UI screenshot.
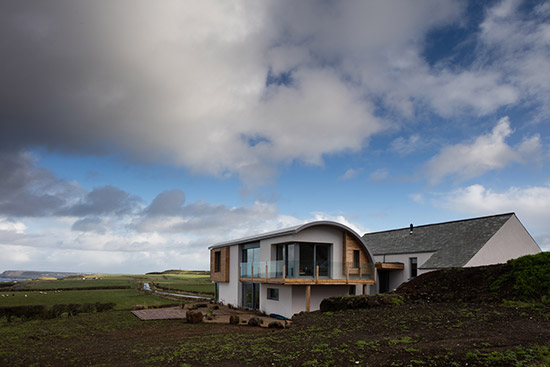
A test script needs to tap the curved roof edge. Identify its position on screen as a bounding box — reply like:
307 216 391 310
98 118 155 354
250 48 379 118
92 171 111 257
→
208 220 374 261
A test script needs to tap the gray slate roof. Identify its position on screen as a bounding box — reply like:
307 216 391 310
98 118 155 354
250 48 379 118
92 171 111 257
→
362 213 514 269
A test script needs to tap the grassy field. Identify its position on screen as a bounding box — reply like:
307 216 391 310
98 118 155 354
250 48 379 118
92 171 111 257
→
5 271 214 295
0 271 213 311
0 289 176 310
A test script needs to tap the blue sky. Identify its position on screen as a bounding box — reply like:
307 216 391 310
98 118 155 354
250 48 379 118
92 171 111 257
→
1 0 549 274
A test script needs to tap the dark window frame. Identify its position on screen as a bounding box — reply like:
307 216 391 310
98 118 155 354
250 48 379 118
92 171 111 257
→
214 251 221 272
267 287 279 301
353 250 360 268
410 257 418 278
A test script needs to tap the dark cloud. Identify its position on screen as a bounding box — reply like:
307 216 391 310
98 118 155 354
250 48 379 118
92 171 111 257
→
134 199 278 234
71 217 106 234
62 185 140 217
144 189 185 216
0 152 82 216
0 152 140 218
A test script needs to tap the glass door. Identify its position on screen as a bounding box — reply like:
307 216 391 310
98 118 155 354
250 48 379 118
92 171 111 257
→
242 282 260 310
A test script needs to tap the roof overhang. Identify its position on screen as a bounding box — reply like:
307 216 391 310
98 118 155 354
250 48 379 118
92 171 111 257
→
375 262 405 270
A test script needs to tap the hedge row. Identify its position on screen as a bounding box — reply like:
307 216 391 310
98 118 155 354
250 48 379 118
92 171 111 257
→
0 302 116 322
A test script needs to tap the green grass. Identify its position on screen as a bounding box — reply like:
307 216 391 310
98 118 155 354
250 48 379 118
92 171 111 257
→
16 278 133 290
0 272 213 311
8 273 215 295
0 289 176 310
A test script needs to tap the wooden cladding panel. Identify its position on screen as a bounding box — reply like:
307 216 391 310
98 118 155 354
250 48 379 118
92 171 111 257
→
210 247 230 282
342 232 372 275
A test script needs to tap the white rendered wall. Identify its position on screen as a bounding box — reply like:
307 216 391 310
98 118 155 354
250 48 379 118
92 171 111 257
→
217 245 240 307
260 284 292 318
465 215 541 267
310 285 353 311
289 285 353 316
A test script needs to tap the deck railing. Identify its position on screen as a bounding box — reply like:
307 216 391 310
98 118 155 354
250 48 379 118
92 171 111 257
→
239 261 374 281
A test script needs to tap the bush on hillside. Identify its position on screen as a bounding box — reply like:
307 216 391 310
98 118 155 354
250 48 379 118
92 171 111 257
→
492 252 550 302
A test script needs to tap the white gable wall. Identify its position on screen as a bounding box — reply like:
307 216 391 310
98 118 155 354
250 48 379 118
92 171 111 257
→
465 215 541 267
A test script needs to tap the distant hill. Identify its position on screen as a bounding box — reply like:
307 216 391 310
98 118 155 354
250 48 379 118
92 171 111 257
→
0 270 85 280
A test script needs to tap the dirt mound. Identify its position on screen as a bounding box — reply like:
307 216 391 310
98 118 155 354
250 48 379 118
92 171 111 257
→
396 252 550 304
395 263 514 303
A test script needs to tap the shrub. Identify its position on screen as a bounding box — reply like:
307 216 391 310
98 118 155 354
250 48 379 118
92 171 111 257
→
492 252 550 302
1 302 116 322
0 305 48 322
95 302 115 312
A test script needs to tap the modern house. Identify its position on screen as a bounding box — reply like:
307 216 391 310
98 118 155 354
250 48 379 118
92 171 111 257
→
209 221 375 318
362 212 541 293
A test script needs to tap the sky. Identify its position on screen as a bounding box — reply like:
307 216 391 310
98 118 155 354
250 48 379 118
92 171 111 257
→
0 0 549 274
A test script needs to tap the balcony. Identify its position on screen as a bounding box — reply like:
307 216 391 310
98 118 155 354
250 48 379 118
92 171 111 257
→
239 260 375 285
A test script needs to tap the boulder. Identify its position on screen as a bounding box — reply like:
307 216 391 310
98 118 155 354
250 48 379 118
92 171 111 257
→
247 317 260 326
268 321 284 329
186 310 203 323
229 315 240 324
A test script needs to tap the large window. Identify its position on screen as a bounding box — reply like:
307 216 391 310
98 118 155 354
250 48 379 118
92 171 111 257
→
277 242 330 278
241 243 260 278
410 257 418 278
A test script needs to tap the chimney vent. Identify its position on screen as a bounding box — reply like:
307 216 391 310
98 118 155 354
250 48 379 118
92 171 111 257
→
410 223 414 234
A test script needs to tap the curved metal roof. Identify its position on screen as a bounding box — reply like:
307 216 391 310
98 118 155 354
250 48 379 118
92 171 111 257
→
209 220 375 261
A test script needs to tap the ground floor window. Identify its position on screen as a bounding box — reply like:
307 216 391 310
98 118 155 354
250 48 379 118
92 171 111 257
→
242 282 260 310
267 288 279 301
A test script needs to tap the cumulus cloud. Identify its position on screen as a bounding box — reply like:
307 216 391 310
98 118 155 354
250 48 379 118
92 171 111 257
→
6 1 546 185
425 117 542 184
0 152 84 217
144 189 186 217
478 0 550 119
62 185 140 217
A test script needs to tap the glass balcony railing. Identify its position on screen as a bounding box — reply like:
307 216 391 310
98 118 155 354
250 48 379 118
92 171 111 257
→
239 261 375 281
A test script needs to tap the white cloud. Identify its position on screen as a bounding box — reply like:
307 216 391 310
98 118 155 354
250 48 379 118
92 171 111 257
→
370 169 389 183
425 117 542 184
0 218 27 234
390 134 422 156
478 0 550 119
340 168 360 180
310 212 369 236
